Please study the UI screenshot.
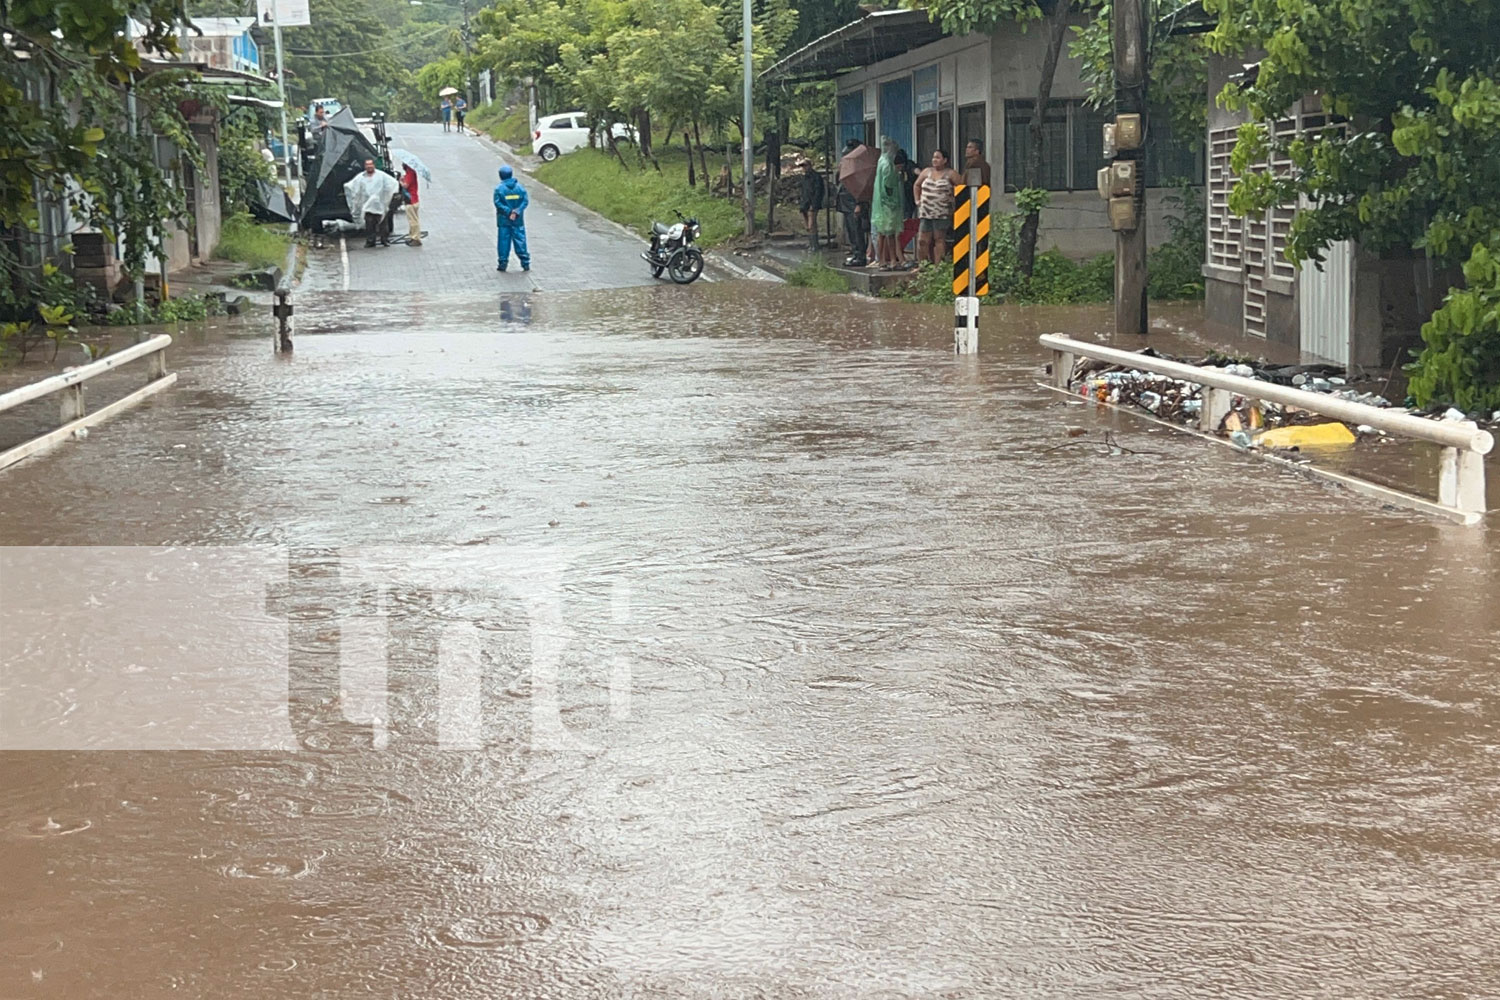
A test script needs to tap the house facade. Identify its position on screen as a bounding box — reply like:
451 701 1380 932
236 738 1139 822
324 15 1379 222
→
1201 52 1441 369
180 17 261 75
765 9 1204 258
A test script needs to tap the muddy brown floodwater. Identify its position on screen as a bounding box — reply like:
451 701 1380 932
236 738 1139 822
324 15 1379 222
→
2 283 1498 998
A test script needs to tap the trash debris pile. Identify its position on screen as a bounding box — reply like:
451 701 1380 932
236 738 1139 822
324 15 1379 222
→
1060 348 1497 453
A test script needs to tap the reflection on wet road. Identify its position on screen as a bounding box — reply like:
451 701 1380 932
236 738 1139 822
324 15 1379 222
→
2 285 1498 998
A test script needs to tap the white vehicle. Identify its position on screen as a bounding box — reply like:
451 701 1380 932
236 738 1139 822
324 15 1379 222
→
532 111 636 162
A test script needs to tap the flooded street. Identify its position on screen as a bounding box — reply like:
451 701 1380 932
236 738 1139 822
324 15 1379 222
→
2 283 1498 997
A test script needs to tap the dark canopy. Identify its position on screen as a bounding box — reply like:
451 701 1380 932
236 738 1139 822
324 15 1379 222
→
250 179 297 224
298 107 384 230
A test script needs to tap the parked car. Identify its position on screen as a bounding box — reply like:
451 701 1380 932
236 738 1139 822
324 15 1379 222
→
532 112 635 162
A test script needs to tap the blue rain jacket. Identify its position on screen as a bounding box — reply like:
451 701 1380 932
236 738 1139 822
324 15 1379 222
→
493 172 529 227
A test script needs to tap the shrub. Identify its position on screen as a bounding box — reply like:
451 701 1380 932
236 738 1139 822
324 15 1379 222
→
215 213 291 271
785 259 851 293
1147 181 1207 300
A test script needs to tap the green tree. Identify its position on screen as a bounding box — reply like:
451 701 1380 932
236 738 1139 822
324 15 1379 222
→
1205 0 1500 409
281 0 411 113
1067 1 1209 142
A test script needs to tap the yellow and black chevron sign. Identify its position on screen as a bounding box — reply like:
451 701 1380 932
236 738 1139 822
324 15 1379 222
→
951 184 991 297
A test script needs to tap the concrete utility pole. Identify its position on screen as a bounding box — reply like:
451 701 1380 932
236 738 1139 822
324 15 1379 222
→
123 17 145 314
1112 0 1148 335
742 0 754 236
460 0 476 110
269 0 292 184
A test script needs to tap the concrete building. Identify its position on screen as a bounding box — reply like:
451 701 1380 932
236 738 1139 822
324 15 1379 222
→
180 17 261 75
1200 52 1442 370
763 7 1204 258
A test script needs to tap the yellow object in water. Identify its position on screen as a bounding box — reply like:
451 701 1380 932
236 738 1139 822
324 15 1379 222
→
1255 422 1356 449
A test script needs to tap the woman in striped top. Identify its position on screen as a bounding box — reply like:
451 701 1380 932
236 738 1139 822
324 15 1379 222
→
913 148 963 266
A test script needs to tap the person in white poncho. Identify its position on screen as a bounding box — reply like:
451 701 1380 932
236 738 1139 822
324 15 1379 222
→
344 159 400 247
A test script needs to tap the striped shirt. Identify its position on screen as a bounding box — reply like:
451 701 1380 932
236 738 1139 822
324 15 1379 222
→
919 172 956 220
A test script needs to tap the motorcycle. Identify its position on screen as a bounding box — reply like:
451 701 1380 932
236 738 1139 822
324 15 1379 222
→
642 210 704 284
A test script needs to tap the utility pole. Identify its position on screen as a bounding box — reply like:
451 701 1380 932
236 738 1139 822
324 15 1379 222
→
123 16 145 315
460 0 475 111
270 0 292 185
1112 0 1148 335
741 0 753 236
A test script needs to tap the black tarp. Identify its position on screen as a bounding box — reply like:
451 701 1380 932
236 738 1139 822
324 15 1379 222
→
250 179 297 224
298 107 386 230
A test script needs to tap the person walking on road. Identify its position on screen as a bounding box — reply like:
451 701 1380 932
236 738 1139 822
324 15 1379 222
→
345 158 399 248
400 160 422 247
440 97 453 132
455 97 468 134
493 165 531 272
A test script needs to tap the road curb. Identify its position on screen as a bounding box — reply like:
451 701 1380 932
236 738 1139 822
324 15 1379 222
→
469 130 740 283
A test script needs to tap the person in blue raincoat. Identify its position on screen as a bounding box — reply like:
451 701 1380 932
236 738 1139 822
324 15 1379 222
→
493 165 531 272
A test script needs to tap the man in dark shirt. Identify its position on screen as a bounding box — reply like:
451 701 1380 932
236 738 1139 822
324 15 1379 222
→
796 158 824 252
964 138 993 189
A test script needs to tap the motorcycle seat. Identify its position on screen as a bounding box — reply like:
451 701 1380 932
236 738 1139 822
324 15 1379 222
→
651 221 672 236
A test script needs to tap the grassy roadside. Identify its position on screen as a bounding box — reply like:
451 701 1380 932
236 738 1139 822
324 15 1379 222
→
469 102 533 154
215 213 292 271
532 147 772 248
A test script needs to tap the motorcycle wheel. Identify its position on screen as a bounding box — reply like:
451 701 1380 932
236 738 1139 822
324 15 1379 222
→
667 248 704 285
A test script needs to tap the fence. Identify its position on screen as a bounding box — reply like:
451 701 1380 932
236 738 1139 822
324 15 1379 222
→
1039 333 1494 524
0 334 177 471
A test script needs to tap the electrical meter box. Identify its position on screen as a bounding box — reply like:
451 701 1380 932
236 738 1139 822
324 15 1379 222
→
1106 160 1136 197
1109 196 1137 231
1114 113 1142 150
1102 123 1116 159
1096 166 1111 200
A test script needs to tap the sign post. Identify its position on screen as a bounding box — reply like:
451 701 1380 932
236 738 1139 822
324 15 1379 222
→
951 182 990 354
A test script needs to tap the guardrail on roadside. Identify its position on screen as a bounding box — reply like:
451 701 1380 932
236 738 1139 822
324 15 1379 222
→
1038 333 1494 524
0 333 177 471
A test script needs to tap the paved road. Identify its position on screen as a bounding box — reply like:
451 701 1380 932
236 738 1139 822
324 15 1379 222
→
319 123 654 294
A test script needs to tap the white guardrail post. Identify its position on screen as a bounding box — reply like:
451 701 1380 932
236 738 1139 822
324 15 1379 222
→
1039 333 1493 521
0 333 177 472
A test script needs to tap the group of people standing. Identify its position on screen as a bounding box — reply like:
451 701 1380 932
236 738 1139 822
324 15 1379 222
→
343 157 424 248
832 136 991 271
440 96 468 133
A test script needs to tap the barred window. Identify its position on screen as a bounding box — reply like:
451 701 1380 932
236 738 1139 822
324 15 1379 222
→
1005 100 1204 192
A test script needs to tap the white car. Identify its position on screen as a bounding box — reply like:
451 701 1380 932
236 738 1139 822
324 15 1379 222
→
532 111 636 161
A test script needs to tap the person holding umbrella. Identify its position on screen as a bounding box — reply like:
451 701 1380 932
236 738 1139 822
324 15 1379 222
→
835 138 877 267
390 149 431 246
440 95 453 132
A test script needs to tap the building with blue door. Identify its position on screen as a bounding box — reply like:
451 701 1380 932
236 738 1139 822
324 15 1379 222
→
765 8 1204 259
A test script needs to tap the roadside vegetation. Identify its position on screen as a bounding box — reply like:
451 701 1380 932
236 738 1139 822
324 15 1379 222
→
891 183 1204 307
534 148 774 248
468 102 534 152
215 214 292 272
785 259 851 294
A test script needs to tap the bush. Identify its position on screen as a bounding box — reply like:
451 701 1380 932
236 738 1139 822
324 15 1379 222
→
1147 181 1207 300
785 259 851 293
1407 242 1500 411
215 213 291 271
218 116 274 215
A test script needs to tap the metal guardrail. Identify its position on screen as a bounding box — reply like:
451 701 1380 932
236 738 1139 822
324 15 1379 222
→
1039 333 1494 522
0 333 177 471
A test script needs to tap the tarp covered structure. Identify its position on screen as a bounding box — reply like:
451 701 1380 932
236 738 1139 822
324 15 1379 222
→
298 106 386 230
250 179 297 224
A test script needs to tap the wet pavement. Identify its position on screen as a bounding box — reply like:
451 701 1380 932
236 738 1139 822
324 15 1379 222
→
2 284 1499 998
306 122 654 294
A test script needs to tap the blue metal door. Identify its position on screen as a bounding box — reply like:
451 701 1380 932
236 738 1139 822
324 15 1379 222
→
837 92 865 146
879 76 914 153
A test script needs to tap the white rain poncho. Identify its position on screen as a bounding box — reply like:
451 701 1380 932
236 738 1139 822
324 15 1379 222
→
343 168 400 218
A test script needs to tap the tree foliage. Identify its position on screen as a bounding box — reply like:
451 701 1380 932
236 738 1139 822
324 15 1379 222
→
1068 0 1208 141
280 0 411 113
1206 0 1500 408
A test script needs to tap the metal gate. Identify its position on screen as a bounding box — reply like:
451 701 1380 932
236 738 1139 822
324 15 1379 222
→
1298 235 1352 365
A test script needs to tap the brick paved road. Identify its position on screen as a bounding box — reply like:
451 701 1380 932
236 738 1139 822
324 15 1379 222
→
337 122 653 293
